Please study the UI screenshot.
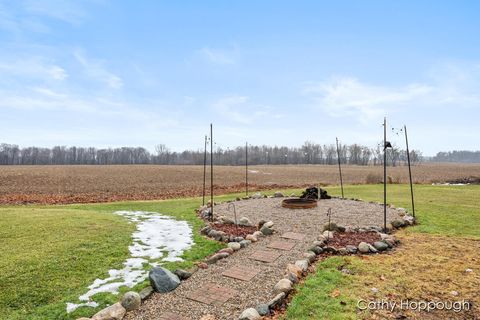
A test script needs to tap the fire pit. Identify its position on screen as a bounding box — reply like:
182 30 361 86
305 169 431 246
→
282 198 318 209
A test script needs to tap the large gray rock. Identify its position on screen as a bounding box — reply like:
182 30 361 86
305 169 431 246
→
358 242 370 253
200 226 211 235
268 292 286 308
139 286 154 300
218 216 235 224
91 302 126 320
260 224 273 235
251 192 263 199
309 246 323 255
121 291 141 311
239 307 261 320
368 243 378 253
174 269 192 280
285 272 299 284
206 252 229 264
239 216 253 226
391 219 405 228
303 251 316 263
148 267 180 293
295 260 309 272
263 221 274 228
274 191 284 198
273 278 293 294
373 241 389 251
239 239 251 248
346 245 358 254
256 303 270 316
228 242 241 251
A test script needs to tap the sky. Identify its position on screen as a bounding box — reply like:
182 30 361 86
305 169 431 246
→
1 1 479 156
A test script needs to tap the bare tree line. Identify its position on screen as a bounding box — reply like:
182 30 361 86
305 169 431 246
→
0 142 422 166
432 151 480 163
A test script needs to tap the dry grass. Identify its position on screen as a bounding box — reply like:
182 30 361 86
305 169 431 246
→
1 163 479 204
352 233 480 319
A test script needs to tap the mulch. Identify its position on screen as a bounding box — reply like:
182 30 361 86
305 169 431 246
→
326 231 381 248
210 223 258 237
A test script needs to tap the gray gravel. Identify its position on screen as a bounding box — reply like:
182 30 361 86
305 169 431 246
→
126 198 402 320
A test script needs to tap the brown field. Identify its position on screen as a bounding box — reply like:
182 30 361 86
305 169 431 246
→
0 163 479 205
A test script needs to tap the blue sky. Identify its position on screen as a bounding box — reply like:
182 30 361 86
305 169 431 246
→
1 1 479 155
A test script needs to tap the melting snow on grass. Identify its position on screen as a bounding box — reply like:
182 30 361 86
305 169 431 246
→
66 211 194 313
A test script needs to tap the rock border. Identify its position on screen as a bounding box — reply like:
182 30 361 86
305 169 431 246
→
79 191 415 320
237 193 416 319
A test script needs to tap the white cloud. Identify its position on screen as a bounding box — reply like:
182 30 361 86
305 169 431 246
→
74 49 123 89
212 95 251 124
0 58 68 81
211 95 280 125
23 0 89 25
302 76 433 122
302 65 480 123
198 44 240 65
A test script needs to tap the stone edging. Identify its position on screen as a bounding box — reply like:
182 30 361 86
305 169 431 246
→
78 191 415 320
237 194 416 320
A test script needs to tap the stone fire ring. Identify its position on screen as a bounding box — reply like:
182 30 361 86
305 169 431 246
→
281 198 318 209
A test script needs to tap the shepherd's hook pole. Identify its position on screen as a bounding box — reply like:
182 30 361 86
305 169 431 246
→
336 137 344 199
202 135 207 206
210 124 214 221
383 117 387 232
404 125 415 218
245 142 248 196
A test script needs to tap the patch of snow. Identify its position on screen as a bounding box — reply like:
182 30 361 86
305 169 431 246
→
248 170 259 173
66 211 194 313
432 183 469 186
66 301 98 313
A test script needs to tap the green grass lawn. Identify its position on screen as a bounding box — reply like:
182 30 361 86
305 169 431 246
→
0 189 304 320
1 185 478 320
0 197 234 320
284 184 480 319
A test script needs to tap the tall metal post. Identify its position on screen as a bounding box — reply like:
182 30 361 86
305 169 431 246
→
404 125 415 218
383 117 387 232
202 135 207 206
245 142 248 196
336 137 344 198
210 124 214 221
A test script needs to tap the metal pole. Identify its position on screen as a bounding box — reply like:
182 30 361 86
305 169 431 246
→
336 137 344 198
210 124 214 221
202 135 207 206
245 142 248 196
404 125 415 218
383 117 387 232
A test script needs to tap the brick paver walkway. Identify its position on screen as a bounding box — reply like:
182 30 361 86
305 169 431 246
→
249 249 282 263
222 265 261 281
157 312 188 320
281 231 306 240
185 283 238 306
267 240 297 250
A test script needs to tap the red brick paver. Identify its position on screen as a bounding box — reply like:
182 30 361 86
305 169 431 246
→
281 231 306 240
267 240 296 251
185 283 238 306
222 265 261 281
157 312 188 320
249 250 282 263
